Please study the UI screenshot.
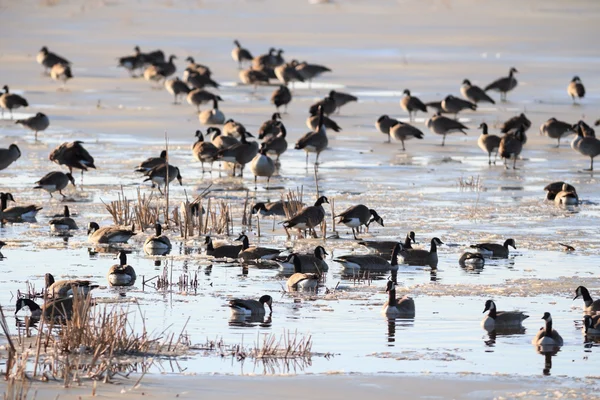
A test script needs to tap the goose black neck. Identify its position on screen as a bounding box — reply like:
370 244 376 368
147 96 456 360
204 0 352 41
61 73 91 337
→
545 318 553 333
293 256 302 273
279 124 287 138
481 124 488 135
23 298 41 312
1 195 7 211
430 239 438 253
119 252 127 266
580 287 593 304
391 244 400 266
64 206 70 217
316 107 324 132
206 239 214 251
403 235 412 248
241 235 249 250
488 306 497 319
155 224 162 236
388 286 397 307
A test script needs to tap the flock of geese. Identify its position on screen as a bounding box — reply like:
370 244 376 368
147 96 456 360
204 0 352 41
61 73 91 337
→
1 42 599 350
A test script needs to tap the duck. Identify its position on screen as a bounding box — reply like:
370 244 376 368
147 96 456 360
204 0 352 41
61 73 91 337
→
306 110 342 132
554 183 579 206
400 89 428 122
237 234 282 262
358 231 416 257
49 141 96 183
441 95 477 118
49 205 78 232
571 124 600 171
277 246 329 274
532 312 563 347
205 235 244 259
231 40 254 69
274 61 305 86
484 67 518 101
568 76 585 104
0 85 29 119
192 130 219 173
0 192 42 221
286 254 320 292
573 286 600 314
540 118 573 148
282 196 329 238
134 150 167 173
501 113 531 136
262 121 288 162
143 55 177 84
229 295 272 317
400 237 443 268
50 63 73 89
459 252 485 268
45 272 97 298
258 113 282 140
250 143 276 189
222 119 247 139
107 251 136 287
376 115 399 143
460 79 495 104
481 299 528 332
544 181 576 201
239 68 270 89
328 91 357 114
143 223 172 251
583 315 600 336
37 46 71 73
426 112 468 146
165 77 191 104
15 112 50 140
87 222 135 244
295 105 328 168
34 171 75 199
143 163 183 194
477 122 501 165
335 204 384 240
186 88 223 112
117 46 145 77
294 61 331 88
389 120 424 151
499 126 526 169
198 98 226 125
381 280 415 318
336 242 403 273
209 127 239 149
470 238 516 258
271 85 292 112
15 297 77 322
216 130 259 177
0 144 21 171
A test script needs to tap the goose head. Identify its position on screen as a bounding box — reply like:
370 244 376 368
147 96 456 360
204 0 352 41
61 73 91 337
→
233 40 241 48
402 89 411 96
462 79 472 86
315 196 329 206
541 312 552 322
66 172 76 187
15 298 40 315
39 46 49 54
272 112 281 120
573 285 589 301
483 299 496 313
195 130 204 141
259 295 273 313
509 67 518 75
314 246 328 260
175 167 183 185
368 209 384 227
116 250 128 266
377 115 389 123
87 221 100 235
571 76 581 83
478 122 488 134
251 203 266 214
503 238 517 250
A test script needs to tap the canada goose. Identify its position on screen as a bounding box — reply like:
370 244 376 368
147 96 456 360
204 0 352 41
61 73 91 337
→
460 79 495 104
554 183 578 206
424 101 447 114
143 222 171 252
258 113 282 139
573 286 600 313
216 130 258 177
237 234 281 261
250 144 276 189
376 115 399 143
117 46 145 77
252 48 277 69
209 127 239 149
540 118 573 147
470 238 516 258
532 312 563 347
277 246 329 274
441 95 476 118
274 61 305 86
0 144 21 171
583 315 600 336
400 237 443 268
306 110 342 132
223 119 247 139
271 85 292 113
239 68 270 89
499 126 526 169
134 150 167 173
481 300 528 332
49 205 78 231
544 181 577 201
337 242 404 274
501 113 531 135
400 89 427 122
568 76 585 104
382 280 415 318
335 204 384 240
187 88 223 111
262 121 288 161
329 91 357 113
48 141 96 183
571 125 600 171
87 222 135 244
286 254 320 292
185 69 219 90
34 171 75 198
45 272 97 298
107 251 136 287
358 231 416 256
37 46 71 73
15 297 77 322
477 122 501 165
570 122 595 155
0 192 42 220
204 235 243 258
389 121 424 150
229 295 272 317
559 243 575 252
164 77 191 104
50 63 73 89
15 112 49 140
143 164 183 194
199 98 226 125
232 40 254 69
484 67 518 101
184 57 212 78
252 200 303 218
282 196 329 238
294 62 331 88
295 105 328 168
143 55 177 83
192 130 218 173
139 48 165 65
426 112 468 146
0 86 29 119
459 252 485 268
309 95 337 116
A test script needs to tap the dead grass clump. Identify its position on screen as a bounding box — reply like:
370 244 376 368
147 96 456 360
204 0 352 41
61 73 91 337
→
103 187 160 230
252 330 312 359
457 175 484 192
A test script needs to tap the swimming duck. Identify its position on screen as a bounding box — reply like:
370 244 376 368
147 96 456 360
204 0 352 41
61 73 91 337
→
470 238 516 258
481 300 528 332
532 312 563 347
87 222 135 244
381 280 415 318
107 251 136 287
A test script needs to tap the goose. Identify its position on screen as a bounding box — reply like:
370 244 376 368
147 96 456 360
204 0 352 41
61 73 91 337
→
573 286 600 313
335 204 384 240
0 192 42 220
209 127 239 149
49 141 96 183
216 130 258 177
50 63 73 89
501 113 531 135
274 61 305 86
481 300 528 332
336 242 403 273
583 315 600 336
477 122 501 165
223 119 247 139
400 237 443 268
134 150 167 173
34 171 75 198
540 118 573 147
532 312 563 347
329 91 357 114
470 238 516 258
277 246 329 274
15 112 49 140
185 69 219 90
571 125 600 171
484 67 518 101
294 62 331 88
144 223 172 251
544 181 577 201
441 95 476 118
400 89 428 122
199 98 226 125
271 85 292 112
295 105 328 168
192 130 218 173
229 295 272 317
107 251 136 287
306 110 342 132
49 205 78 232
286 254 320 292
272 49 285 67
87 222 135 244
143 55 177 83
0 85 29 119
250 143 276 189
15 297 77 322
358 231 416 256
499 126 526 169
45 272 97 298
252 48 277 69
231 40 254 69
459 252 485 268
382 280 415 318
252 200 303 218
460 79 495 104
376 115 399 143
559 243 575 252
237 234 282 261
568 76 585 104
282 196 329 238
143 164 183 194
426 112 468 146
424 100 447 114
554 183 578 206
184 56 212 78
262 121 288 161
239 68 270 89
117 46 145 77
37 46 71 73
139 48 165 65
389 120 424 151
0 144 21 171
258 113 282 140
187 88 223 112
309 95 337 116
204 235 243 258
164 77 191 104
